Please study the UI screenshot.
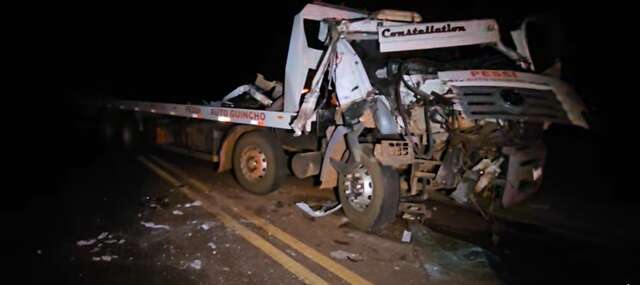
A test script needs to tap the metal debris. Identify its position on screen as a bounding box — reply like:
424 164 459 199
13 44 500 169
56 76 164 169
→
184 200 202 208
401 230 412 243
200 221 216 230
189 259 202 270
140 222 171 230
93 255 118 262
295 201 342 218
329 250 363 262
77 239 97 246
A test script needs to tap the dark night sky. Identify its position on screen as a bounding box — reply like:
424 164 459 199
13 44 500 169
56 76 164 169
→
52 1 601 102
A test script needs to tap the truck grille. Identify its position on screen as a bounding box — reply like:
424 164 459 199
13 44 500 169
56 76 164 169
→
456 86 571 124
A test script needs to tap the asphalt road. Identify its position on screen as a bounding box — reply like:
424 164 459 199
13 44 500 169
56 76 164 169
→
10 145 501 285
7 134 637 284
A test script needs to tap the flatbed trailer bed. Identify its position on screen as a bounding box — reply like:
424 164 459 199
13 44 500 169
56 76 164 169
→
107 100 295 130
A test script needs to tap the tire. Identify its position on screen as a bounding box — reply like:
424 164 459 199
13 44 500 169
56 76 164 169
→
232 131 287 194
338 150 400 231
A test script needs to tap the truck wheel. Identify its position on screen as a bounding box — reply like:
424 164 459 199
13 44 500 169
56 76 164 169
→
232 131 286 194
338 151 400 231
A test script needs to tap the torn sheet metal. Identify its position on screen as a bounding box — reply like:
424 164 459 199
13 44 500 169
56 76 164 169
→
333 39 374 108
140 222 171 230
290 36 338 135
222 84 273 107
77 239 97 246
295 201 342 218
284 3 367 112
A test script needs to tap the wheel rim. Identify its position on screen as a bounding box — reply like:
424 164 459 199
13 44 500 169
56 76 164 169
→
240 146 267 182
343 167 373 211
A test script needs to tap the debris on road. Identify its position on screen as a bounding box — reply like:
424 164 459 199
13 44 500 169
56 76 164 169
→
401 230 412 243
77 239 97 246
410 223 498 283
184 200 202 208
141 222 171 230
97 232 109 240
329 250 364 262
285 249 297 256
104 239 118 244
295 201 342 218
337 217 350 227
200 221 216 230
93 255 118 262
207 242 217 249
189 259 202 270
333 239 350 246
172 210 184 215
118 239 126 244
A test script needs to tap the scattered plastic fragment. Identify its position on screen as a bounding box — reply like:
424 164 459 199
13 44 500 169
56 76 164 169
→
172 210 184 215
200 221 216 230
93 255 118 262
295 201 342 218
77 239 97 246
189 259 202 270
207 242 217 249
141 222 171 230
184 200 202 208
118 239 126 244
329 250 363 262
401 230 412 243
97 232 109 240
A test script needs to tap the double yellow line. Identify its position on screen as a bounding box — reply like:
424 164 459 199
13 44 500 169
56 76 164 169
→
138 155 373 285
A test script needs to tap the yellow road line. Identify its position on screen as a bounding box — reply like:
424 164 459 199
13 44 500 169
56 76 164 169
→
147 154 374 285
137 156 330 285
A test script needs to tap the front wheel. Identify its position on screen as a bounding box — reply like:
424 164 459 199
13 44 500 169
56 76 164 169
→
338 151 400 231
232 130 286 195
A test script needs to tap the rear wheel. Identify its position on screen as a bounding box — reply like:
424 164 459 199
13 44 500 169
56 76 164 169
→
338 150 400 231
232 131 286 194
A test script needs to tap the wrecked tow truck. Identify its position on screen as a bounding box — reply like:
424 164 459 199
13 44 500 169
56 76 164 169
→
105 3 588 231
